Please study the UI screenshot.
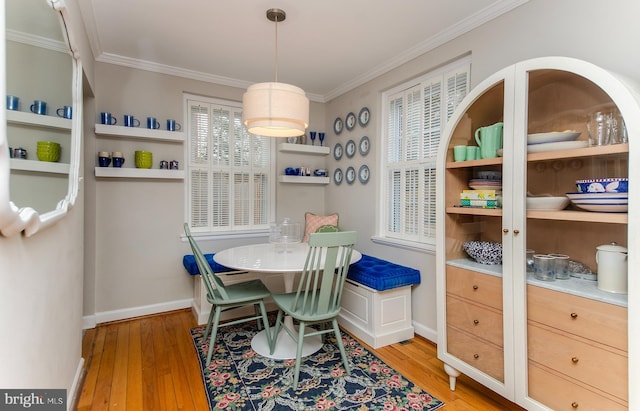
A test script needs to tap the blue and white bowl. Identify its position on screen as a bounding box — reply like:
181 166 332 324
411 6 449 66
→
463 241 502 265
576 178 628 193
566 192 628 213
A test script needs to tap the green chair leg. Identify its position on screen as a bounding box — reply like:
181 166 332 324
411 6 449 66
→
206 306 222 366
258 301 272 348
269 310 284 355
332 319 351 375
292 322 306 388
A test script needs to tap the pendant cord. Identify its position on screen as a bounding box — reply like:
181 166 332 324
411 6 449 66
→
274 16 279 82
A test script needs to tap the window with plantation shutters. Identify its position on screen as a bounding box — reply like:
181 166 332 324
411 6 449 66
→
381 58 470 246
186 96 274 234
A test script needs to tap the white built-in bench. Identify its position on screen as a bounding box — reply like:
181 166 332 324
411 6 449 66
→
183 253 421 349
338 254 421 348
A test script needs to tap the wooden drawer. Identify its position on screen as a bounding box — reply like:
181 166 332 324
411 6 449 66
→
528 324 628 401
527 285 627 351
447 326 504 382
446 294 503 347
529 362 627 411
446 266 502 310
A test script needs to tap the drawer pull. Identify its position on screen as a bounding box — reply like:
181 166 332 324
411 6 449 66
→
513 229 520 235
571 357 579 364
571 402 579 408
473 354 479 359
503 228 509 234
473 319 479 325
570 312 578 319
472 285 479 290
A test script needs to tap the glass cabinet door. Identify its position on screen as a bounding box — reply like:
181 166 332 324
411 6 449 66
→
522 68 629 410
442 78 512 391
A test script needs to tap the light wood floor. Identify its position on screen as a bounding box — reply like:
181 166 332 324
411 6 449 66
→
77 309 524 410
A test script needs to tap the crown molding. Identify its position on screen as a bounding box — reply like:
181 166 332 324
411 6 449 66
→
6 29 68 54
83 0 528 103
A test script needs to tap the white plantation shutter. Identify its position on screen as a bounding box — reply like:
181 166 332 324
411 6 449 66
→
187 97 273 233
382 58 470 244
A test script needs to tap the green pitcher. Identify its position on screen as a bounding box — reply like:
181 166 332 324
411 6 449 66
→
475 122 503 159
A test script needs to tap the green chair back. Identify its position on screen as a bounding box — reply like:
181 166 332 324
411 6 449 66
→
184 223 228 300
292 231 356 317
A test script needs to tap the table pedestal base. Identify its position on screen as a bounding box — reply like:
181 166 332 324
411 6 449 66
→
251 328 323 360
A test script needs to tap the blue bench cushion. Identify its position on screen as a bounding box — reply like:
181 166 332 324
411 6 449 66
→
182 254 237 275
347 254 421 291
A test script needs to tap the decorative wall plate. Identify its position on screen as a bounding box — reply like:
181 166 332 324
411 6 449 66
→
334 143 343 160
345 112 356 131
345 139 356 158
359 135 370 156
346 166 356 184
333 117 343 135
358 164 370 184
333 168 343 185
358 107 370 127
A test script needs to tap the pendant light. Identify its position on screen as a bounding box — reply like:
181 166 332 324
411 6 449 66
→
242 8 309 137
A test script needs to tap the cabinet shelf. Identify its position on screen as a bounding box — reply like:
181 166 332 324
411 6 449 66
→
278 175 330 184
10 159 70 175
278 143 330 155
95 124 184 143
527 143 628 162
94 167 184 179
527 209 627 224
446 206 502 216
446 157 502 168
7 110 72 131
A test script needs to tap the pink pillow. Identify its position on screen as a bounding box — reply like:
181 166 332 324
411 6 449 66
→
303 212 339 242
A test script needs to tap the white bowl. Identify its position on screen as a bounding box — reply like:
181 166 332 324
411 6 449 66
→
526 196 570 211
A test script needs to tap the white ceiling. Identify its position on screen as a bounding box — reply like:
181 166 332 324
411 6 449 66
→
78 0 527 102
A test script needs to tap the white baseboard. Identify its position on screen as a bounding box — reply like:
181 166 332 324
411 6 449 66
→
67 357 85 411
412 320 437 344
82 298 193 329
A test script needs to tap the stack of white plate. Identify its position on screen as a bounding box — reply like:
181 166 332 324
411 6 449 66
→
565 192 628 212
527 131 586 153
468 179 502 191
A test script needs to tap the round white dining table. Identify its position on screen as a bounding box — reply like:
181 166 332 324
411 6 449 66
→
214 242 361 359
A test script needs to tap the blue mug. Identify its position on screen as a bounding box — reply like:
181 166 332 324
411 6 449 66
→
30 100 47 115
166 119 182 131
146 117 160 129
112 156 125 168
124 114 140 127
57 105 72 119
6 95 19 111
100 112 117 125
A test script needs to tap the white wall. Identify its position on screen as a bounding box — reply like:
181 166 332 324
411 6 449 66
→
324 0 640 341
0 0 91 405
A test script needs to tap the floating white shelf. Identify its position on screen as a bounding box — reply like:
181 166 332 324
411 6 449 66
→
278 143 330 155
10 159 70 174
7 110 72 130
95 124 185 143
278 175 330 184
94 167 185 179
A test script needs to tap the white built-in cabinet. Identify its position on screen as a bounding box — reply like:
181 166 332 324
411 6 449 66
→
436 57 639 410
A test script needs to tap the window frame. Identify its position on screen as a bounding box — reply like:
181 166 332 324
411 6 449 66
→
183 93 276 237
378 57 471 250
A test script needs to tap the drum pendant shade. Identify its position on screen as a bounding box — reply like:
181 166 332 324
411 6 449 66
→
242 8 309 137
243 82 309 137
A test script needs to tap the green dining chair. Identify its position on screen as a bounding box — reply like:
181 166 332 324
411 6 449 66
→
184 223 272 366
269 230 357 388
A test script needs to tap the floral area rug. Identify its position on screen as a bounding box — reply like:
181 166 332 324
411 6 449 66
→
190 321 445 410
